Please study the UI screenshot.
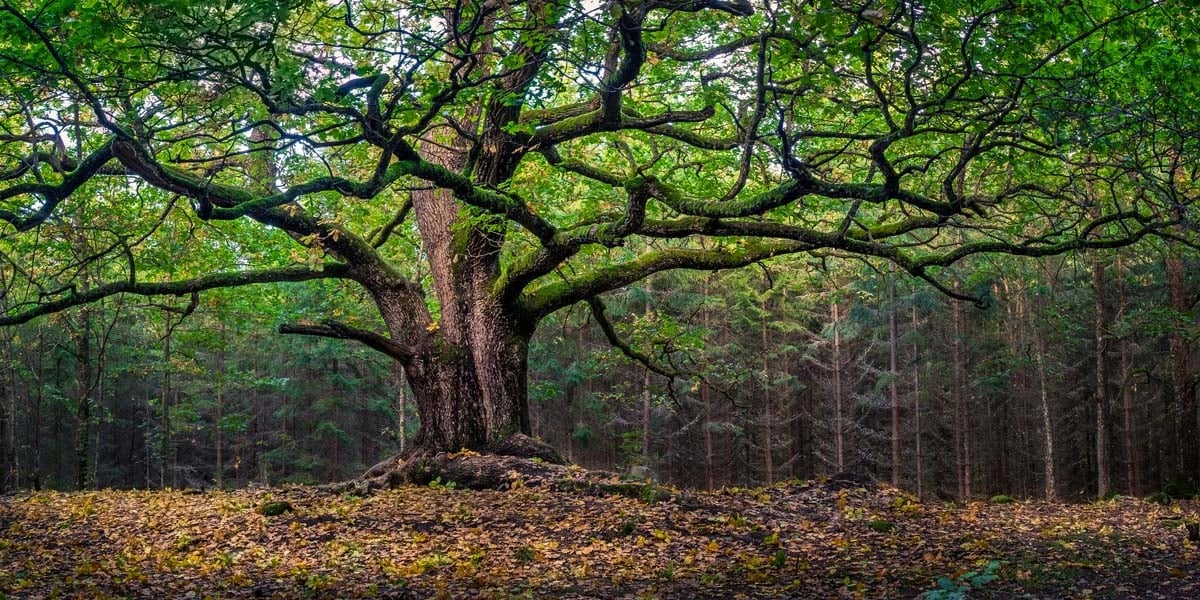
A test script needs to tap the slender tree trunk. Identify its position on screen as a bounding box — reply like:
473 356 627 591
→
30 326 45 490
0 311 17 492
952 286 969 500
393 363 408 454
74 313 93 490
889 277 900 487
1121 337 1138 495
161 308 172 489
762 296 774 485
1036 332 1057 502
1094 254 1111 498
702 279 714 491
642 367 652 462
911 302 923 499
1166 253 1195 476
832 300 845 472
1118 254 1139 495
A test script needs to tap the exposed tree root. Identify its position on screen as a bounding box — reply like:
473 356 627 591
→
326 434 694 506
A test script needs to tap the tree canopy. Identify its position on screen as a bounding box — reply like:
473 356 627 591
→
1 0 1197 454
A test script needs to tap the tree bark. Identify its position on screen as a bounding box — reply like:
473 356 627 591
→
762 295 774 485
889 276 900 488
356 124 535 456
832 299 845 473
1117 254 1139 495
1166 252 1196 477
1094 254 1111 498
702 278 714 491
161 308 172 488
952 284 970 501
911 302 923 499
1036 328 1057 502
74 312 93 490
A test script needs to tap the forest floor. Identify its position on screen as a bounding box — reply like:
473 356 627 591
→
1 472 1198 599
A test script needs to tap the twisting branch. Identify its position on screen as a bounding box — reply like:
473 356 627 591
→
0 264 351 327
523 241 809 319
279 320 417 361
587 296 683 379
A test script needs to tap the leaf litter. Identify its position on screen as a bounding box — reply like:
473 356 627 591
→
1 477 1197 599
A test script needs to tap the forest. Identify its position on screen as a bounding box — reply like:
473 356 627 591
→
1 251 1198 504
1 0 1199 597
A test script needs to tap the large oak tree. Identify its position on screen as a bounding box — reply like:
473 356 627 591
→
1 0 1196 460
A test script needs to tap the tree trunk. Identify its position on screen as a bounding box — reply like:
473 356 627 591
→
1094 254 1111 498
1166 253 1195 477
1036 331 1057 502
74 313 93 490
889 276 900 488
952 285 970 501
393 363 409 455
911 302 923 499
370 125 532 455
832 299 845 472
642 367 652 463
1118 254 1139 495
161 308 172 488
389 315 531 453
762 296 774 485
702 278 714 491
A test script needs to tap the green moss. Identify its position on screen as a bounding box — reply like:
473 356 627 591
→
258 500 294 516
867 519 895 533
989 495 1016 505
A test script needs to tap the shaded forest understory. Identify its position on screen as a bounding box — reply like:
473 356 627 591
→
2 477 1198 599
1 249 1197 501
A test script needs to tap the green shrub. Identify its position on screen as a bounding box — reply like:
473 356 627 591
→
258 500 294 516
1147 491 1172 505
868 519 895 533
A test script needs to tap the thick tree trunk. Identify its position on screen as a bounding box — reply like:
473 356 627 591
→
387 303 531 453
367 126 533 455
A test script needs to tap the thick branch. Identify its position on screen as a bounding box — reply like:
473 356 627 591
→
279 320 417 361
0 263 350 327
522 241 808 318
0 139 116 231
